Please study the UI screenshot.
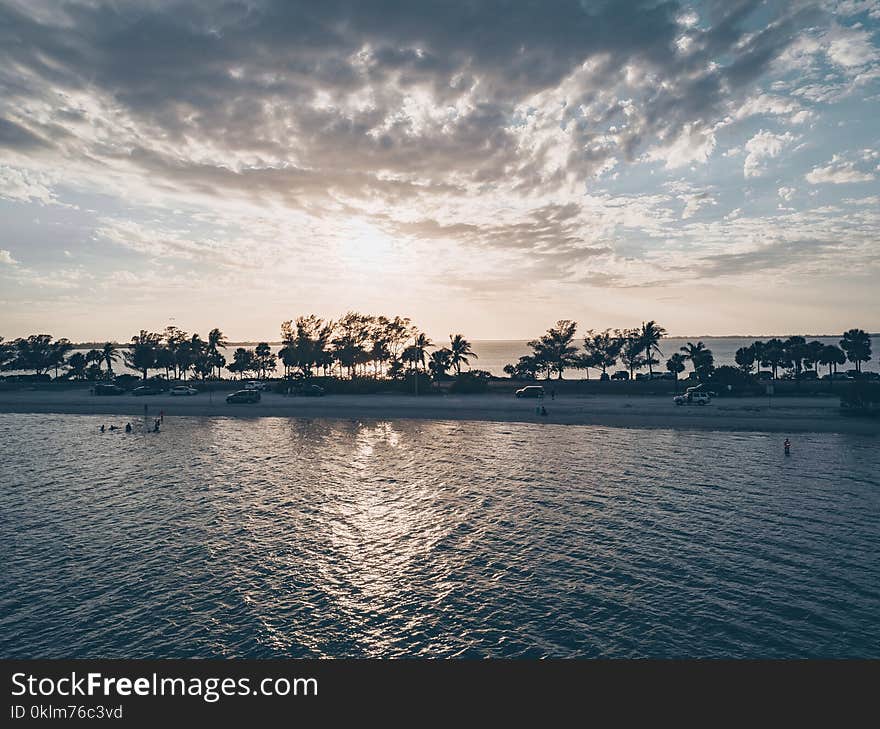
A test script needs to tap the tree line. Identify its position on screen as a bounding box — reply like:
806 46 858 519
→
502 321 874 382
0 313 480 383
0 319 872 383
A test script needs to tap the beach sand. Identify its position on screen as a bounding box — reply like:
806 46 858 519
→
0 388 876 434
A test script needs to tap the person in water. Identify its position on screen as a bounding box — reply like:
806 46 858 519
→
784 438 791 454
100 424 105 433
125 422 132 433
153 421 160 433
540 405 548 416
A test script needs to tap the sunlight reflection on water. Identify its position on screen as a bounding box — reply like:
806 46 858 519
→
1 413 878 658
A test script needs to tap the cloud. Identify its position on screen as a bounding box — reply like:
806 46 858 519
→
806 154 876 184
0 249 17 265
743 130 797 178
778 186 796 201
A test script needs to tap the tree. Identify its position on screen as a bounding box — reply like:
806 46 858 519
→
619 328 646 379
254 342 276 378
404 332 434 372
784 336 808 379
803 340 824 373
101 342 119 375
448 334 477 376
123 331 161 380
759 338 789 380
228 347 255 379
49 338 74 378
429 348 453 381
680 341 714 382
638 321 666 376
65 352 88 380
734 345 755 375
818 344 846 381
583 329 622 378
0 337 11 370
666 352 686 390
573 352 598 379
503 355 546 381
528 320 579 379
840 328 872 373
8 334 55 375
207 328 228 379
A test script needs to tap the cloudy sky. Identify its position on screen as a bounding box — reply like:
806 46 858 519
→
1 0 878 341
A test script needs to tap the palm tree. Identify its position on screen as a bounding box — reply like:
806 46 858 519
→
101 342 119 375
408 333 434 372
638 321 666 376
818 344 846 384
666 353 686 391
429 348 453 381
840 328 872 374
207 327 228 379
448 334 477 376
680 341 714 382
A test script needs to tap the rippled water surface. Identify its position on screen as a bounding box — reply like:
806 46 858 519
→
1 413 878 658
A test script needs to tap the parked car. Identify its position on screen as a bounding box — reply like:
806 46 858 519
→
132 385 162 396
170 385 198 396
797 370 818 380
296 384 325 397
94 383 125 396
243 380 271 391
515 385 545 399
226 390 260 404
821 372 852 380
610 371 629 380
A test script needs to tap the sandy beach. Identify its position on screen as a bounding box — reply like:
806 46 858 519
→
0 388 876 434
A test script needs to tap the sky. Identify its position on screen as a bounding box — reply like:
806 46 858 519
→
0 0 878 342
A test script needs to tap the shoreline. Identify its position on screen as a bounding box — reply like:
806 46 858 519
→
0 390 877 434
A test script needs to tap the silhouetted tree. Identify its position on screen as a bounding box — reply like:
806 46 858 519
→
818 344 847 381
840 328 872 373
619 328 646 379
254 342 276 378
582 329 622 378
65 352 88 380
638 321 666 376
680 341 714 382
101 342 119 375
666 352 686 391
734 345 755 375
759 338 789 380
124 331 161 380
429 347 453 381
228 347 256 380
449 334 477 376
528 320 579 379
207 328 228 379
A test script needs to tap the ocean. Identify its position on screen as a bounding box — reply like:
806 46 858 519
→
1 414 878 658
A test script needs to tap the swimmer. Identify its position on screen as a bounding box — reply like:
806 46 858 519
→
784 438 791 455
109 425 119 431
125 422 132 433
100 424 105 433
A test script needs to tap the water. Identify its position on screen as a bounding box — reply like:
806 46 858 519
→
1 413 878 658
56 335 879 378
